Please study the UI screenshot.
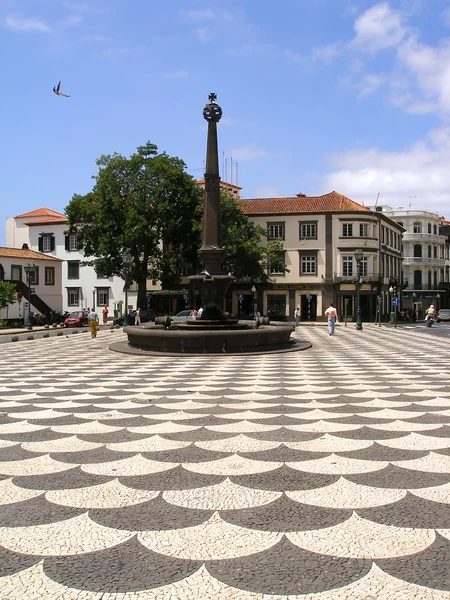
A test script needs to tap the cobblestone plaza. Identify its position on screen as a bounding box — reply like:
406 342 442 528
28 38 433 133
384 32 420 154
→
1 326 450 598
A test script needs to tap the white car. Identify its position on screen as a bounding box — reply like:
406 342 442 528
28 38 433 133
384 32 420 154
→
170 310 195 324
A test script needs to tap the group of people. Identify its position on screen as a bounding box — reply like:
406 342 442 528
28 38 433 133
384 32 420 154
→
189 307 203 318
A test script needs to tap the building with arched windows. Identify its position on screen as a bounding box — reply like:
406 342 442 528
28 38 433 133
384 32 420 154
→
368 206 449 318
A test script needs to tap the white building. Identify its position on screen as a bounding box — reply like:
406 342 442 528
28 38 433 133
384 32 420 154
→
6 208 135 314
0 246 63 321
368 205 449 315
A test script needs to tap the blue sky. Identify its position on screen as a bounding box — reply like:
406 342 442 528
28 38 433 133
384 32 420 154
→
2 0 450 244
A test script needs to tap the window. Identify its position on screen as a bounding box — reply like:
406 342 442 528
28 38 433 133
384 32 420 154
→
300 222 317 239
96 265 108 279
433 224 438 235
67 288 79 306
381 225 385 243
300 255 316 274
433 246 437 259
360 257 368 276
67 261 80 279
397 221 403 227
413 244 422 258
428 245 432 258
11 265 22 281
428 223 432 234
413 222 422 233
360 223 368 237
343 224 353 237
28 266 39 285
342 256 353 276
39 235 55 253
267 223 284 240
389 230 393 247
97 288 109 306
414 270 422 288
65 234 78 251
45 267 55 285
269 252 285 275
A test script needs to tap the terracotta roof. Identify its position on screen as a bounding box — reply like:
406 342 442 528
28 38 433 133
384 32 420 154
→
0 247 63 261
240 191 371 215
23 218 68 226
197 179 243 190
16 208 66 219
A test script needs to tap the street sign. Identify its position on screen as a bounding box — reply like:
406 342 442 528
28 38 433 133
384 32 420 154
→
392 297 400 306
183 294 188 301
238 295 243 302
306 294 312 301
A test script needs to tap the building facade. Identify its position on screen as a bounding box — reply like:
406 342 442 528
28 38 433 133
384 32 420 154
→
5 208 135 314
369 206 449 317
239 192 404 322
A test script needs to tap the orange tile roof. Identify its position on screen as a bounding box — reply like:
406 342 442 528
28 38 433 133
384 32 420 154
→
23 218 68 226
16 208 66 219
197 179 243 190
241 191 371 215
0 247 63 261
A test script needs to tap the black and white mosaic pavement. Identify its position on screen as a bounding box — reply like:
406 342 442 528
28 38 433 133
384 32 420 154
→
1 325 450 598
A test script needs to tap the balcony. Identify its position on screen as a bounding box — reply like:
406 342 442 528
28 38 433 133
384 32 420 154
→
402 233 446 244
334 273 381 284
403 257 445 266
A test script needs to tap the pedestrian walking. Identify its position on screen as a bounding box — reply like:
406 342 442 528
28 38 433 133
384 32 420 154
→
135 307 141 326
88 308 99 338
324 303 338 336
294 306 300 327
102 306 109 325
197 306 204 317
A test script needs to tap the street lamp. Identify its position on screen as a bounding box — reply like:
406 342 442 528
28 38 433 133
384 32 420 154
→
23 263 36 331
121 251 133 327
354 249 363 331
91 287 96 311
389 285 398 328
251 285 257 319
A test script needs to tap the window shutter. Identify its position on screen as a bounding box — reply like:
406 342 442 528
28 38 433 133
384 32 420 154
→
38 237 43 252
51 236 55 252
65 236 69 251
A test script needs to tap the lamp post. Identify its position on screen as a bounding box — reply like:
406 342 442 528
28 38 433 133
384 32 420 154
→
436 293 440 312
354 249 363 331
389 285 398 328
251 285 257 319
91 287 96 311
23 264 36 331
121 251 133 327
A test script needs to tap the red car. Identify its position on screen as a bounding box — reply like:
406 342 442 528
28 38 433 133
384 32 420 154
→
64 311 89 327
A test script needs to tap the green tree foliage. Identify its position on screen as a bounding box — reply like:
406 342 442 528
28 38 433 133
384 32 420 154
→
65 142 203 307
0 281 17 311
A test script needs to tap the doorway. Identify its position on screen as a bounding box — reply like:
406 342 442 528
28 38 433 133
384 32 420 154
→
301 294 317 321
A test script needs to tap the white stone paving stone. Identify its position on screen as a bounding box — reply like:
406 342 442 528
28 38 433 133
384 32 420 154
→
73 410 140 420
0 477 44 505
0 421 48 434
393 452 450 473
410 481 450 504
141 410 209 421
378 432 450 451
163 478 282 510
367 420 443 432
195 434 281 453
0 439 19 448
287 454 389 475
51 421 124 434
46 479 159 508
138 512 282 560
127 422 201 434
223 392 283 401
285 434 373 453
21 436 104 454
287 477 406 509
215 410 281 420
153 400 217 410
0 512 133 555
0 454 75 476
6 408 71 420
287 513 435 558
107 435 191 453
205 420 281 433
285 421 363 433
81 454 178 476
183 454 282 476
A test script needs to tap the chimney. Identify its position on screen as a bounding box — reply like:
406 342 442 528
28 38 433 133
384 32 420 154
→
296 192 306 197
22 243 29 250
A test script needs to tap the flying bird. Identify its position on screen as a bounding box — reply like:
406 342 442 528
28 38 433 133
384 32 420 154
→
53 81 70 98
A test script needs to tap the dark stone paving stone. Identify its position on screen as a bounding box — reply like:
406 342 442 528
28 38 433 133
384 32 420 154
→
358 492 450 528
28 415 88 426
90 496 212 531
377 533 450 591
0 414 17 425
239 446 328 463
96 417 153 428
165 415 236 427
329 415 405 425
249 416 316 426
141 446 230 463
333 427 408 441
324 404 381 414
247 405 311 415
50 447 131 464
0 546 41 577
337 443 429 462
404 414 450 424
0 444 44 461
246 429 323 442
421 425 450 438
0 429 71 442
123 466 224 491
433 447 450 457
223 494 351 531
4 405 50 414
13 467 113 490
208 537 371 595
161 429 237 442
0 495 84 526
43 536 202 592
232 465 339 491
77 430 147 444
347 464 450 489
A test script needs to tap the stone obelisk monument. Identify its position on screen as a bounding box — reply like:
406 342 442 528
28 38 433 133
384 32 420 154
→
189 93 234 317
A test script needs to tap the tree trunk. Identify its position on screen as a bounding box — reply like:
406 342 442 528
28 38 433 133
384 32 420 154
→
136 274 148 310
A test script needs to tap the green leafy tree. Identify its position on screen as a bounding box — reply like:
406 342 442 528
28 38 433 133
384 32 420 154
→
65 142 203 308
0 281 17 312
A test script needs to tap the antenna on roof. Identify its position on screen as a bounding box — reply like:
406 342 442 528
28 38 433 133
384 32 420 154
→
408 196 422 210
236 162 239 186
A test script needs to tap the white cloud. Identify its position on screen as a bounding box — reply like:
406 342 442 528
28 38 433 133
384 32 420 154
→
320 126 450 215
181 8 215 21
5 14 51 33
311 42 342 61
194 27 212 43
352 2 407 52
163 70 189 79
357 73 385 97
228 145 268 161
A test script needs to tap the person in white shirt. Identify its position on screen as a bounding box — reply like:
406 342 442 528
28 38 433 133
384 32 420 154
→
294 307 300 327
197 307 204 317
324 303 338 336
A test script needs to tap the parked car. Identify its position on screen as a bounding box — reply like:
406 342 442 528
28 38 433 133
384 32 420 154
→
437 309 450 322
170 310 196 324
64 311 89 327
116 309 156 326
